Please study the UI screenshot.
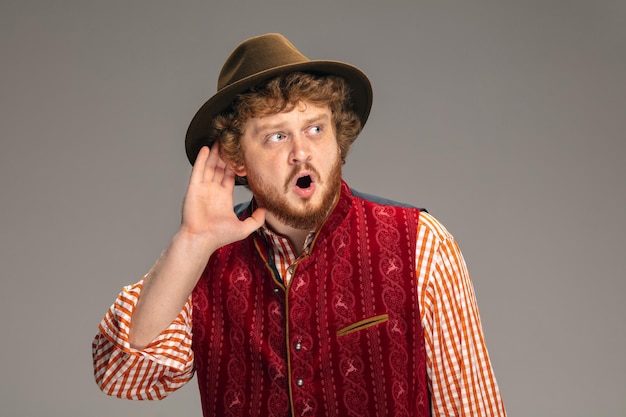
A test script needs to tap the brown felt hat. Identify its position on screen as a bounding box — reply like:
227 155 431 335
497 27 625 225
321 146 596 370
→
185 33 373 165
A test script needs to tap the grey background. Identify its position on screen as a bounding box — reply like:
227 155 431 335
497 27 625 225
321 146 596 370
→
1 1 624 416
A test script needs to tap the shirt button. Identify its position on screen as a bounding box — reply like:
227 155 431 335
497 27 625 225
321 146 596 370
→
295 342 302 351
296 379 304 387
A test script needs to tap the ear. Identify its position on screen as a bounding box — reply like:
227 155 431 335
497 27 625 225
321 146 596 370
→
231 162 246 177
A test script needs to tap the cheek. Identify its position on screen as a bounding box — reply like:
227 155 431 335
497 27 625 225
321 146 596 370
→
236 142 260 177
240 155 277 182
325 143 342 163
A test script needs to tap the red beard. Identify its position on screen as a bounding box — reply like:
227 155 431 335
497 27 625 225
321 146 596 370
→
247 157 342 230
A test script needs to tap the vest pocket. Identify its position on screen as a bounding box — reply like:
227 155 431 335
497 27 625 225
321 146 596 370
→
337 314 389 337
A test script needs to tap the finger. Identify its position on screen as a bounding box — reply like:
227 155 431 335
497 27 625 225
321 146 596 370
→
190 146 210 184
241 208 267 236
204 142 227 183
221 164 236 188
206 141 219 163
212 154 228 184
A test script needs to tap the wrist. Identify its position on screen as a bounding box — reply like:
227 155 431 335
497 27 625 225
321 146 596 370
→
171 229 219 262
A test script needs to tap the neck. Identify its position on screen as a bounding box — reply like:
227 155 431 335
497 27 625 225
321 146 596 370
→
264 213 312 254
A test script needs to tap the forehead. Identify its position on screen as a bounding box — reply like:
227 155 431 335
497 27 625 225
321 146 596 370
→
244 101 332 132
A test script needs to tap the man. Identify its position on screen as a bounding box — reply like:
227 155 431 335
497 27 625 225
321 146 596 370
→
93 33 506 416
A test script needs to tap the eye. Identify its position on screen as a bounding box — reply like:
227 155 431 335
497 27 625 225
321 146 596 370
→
266 132 287 142
308 125 323 135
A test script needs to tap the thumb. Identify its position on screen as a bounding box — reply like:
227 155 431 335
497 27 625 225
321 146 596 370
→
241 207 267 236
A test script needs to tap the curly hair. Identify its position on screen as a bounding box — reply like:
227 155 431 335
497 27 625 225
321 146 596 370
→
210 72 362 184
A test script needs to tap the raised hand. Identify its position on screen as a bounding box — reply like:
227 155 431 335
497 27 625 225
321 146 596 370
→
129 143 265 349
180 143 266 251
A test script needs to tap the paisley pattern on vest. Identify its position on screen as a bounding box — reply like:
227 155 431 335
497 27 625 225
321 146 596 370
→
192 182 430 417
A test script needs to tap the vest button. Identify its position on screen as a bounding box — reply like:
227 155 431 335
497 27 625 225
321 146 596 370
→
296 379 304 387
273 287 280 293
295 342 302 351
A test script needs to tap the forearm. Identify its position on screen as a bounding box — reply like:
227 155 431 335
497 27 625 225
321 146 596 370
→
129 230 217 349
93 279 195 399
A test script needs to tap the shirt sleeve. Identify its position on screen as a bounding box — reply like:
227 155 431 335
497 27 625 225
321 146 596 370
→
92 277 195 400
416 213 506 416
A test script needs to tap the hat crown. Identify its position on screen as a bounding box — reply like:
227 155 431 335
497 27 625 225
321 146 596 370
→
218 33 309 91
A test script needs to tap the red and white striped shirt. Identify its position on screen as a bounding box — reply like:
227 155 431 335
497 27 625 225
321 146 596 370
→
92 211 506 416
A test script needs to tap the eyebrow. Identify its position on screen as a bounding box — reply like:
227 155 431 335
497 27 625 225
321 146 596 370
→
304 113 331 126
252 113 331 136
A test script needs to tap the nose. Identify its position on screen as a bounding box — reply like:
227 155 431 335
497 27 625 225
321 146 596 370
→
289 134 311 165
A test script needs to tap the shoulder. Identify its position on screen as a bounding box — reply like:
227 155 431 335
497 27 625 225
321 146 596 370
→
350 187 426 211
417 211 454 243
349 187 446 242
415 211 464 268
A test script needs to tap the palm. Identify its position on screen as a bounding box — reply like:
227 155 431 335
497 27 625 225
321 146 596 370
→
180 144 265 250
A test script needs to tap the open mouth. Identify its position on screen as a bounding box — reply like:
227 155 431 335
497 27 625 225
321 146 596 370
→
296 175 313 189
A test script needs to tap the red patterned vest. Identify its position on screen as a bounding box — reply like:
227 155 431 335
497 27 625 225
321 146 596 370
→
192 182 430 417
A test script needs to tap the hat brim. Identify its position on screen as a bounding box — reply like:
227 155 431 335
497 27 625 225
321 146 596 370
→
184 59 373 166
